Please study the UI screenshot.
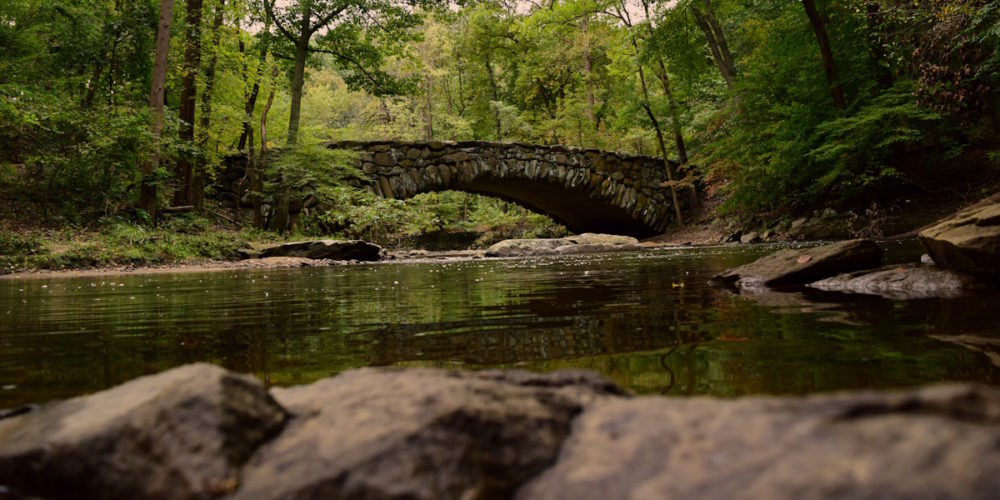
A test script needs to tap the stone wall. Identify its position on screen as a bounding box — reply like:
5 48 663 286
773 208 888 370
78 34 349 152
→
329 140 683 236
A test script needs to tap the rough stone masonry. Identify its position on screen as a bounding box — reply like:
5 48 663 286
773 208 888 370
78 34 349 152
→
330 140 687 237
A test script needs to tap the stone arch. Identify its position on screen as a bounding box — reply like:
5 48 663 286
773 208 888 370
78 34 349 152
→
331 140 682 237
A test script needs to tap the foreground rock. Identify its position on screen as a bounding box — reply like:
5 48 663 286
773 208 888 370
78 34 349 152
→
809 264 985 299
258 239 384 261
3 365 1000 500
233 369 623 500
920 202 1000 277
485 233 639 257
713 239 883 288
0 364 287 500
518 384 1000 500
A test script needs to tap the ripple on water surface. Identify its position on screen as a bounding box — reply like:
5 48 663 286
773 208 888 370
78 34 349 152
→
1 243 998 407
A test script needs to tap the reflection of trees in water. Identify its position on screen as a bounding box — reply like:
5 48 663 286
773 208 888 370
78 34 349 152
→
366 314 711 366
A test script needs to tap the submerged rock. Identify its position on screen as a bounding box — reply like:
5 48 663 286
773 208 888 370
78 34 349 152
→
713 239 883 288
920 202 1000 277
485 233 639 257
3 364 999 500
258 239 384 261
516 384 1000 500
0 364 287 500
809 264 985 299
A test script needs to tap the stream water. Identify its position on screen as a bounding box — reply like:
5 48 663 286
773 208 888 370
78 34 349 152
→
2 242 998 408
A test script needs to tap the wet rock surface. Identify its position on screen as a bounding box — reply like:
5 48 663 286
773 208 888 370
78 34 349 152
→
517 384 1000 500
713 239 883 288
0 364 287 500
2 365 999 500
809 264 986 299
920 202 1000 277
485 233 639 257
257 239 384 261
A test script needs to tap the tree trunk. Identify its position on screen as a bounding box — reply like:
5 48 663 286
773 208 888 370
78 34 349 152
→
692 2 736 89
255 67 277 229
630 36 683 226
581 17 597 129
865 1 894 89
174 0 203 206
192 0 225 212
140 0 175 218
485 53 502 138
287 7 312 145
802 0 847 110
238 17 271 151
424 76 434 140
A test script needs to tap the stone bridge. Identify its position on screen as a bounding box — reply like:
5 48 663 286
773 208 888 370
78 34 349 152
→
329 140 684 237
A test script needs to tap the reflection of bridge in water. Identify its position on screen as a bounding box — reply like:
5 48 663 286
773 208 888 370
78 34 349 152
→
329 140 689 237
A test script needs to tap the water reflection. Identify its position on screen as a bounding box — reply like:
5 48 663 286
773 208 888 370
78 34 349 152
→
1 244 998 407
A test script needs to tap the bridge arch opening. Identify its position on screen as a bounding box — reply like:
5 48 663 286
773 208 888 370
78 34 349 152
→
336 140 679 238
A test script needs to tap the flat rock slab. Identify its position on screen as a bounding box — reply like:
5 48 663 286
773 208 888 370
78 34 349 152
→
920 202 1000 277
517 384 1000 500
809 264 985 299
0 364 286 500
232 368 623 500
713 239 883 288
258 239 384 261
485 233 639 257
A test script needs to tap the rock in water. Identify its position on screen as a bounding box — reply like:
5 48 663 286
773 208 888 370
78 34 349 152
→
516 384 1000 500
809 264 984 299
258 239 384 261
920 203 1000 277
713 239 883 288
0 364 287 500
485 233 639 257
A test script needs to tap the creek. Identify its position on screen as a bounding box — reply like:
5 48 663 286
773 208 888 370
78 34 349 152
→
1 241 998 408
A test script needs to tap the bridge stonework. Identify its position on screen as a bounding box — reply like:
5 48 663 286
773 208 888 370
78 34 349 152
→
329 140 682 237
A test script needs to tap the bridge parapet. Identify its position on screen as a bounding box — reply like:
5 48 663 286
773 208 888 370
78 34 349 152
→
328 140 683 236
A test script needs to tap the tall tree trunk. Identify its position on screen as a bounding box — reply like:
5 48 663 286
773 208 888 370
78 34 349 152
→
83 62 104 109
192 0 225 212
692 2 736 89
139 0 175 218
865 1 894 89
581 17 597 128
255 67 277 229
802 0 847 110
631 36 683 226
424 76 434 140
287 6 312 145
174 0 203 206
484 53 501 138
238 17 272 151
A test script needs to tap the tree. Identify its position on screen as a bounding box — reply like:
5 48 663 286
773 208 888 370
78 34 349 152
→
139 0 175 217
801 0 846 110
174 0 204 207
262 0 421 144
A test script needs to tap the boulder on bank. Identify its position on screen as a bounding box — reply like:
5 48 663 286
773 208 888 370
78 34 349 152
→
0 364 287 500
485 233 639 257
920 202 1000 277
713 239 883 288
517 384 1000 500
258 239 384 261
809 264 985 299
3 364 1000 500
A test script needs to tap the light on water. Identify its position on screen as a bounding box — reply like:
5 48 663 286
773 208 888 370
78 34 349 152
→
0 244 998 408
